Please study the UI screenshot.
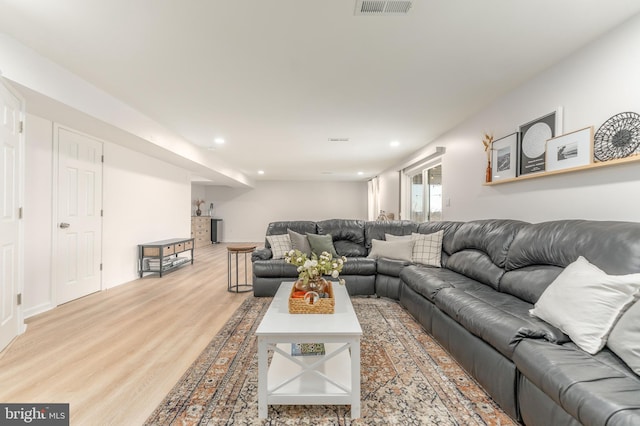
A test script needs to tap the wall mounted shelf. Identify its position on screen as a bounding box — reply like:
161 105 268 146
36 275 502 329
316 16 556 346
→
484 153 640 186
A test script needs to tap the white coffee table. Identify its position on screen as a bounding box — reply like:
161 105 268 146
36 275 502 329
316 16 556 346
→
255 281 363 419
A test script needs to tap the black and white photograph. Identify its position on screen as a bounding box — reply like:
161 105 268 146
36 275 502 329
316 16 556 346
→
556 142 578 161
546 126 593 171
518 111 558 175
491 132 519 181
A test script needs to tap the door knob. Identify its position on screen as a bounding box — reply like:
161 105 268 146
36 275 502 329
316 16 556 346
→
59 222 70 229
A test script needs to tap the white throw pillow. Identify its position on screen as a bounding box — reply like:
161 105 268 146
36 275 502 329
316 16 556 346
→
607 299 640 375
411 231 443 267
385 233 411 241
385 231 443 267
530 256 640 354
367 239 414 262
266 234 292 260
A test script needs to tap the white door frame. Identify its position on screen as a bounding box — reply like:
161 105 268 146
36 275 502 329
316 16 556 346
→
51 124 104 305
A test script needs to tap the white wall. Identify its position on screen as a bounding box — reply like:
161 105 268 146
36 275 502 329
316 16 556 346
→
102 143 191 288
379 13 640 223
377 170 400 218
23 114 191 317
190 184 207 216
23 114 53 317
202 180 368 242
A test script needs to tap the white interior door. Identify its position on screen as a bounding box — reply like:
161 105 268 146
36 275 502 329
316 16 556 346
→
55 126 103 305
0 80 23 352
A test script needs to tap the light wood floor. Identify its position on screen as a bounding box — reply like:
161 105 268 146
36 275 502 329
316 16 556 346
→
0 243 257 425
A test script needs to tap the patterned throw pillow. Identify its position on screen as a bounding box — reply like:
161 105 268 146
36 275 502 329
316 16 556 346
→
411 231 444 267
266 234 292 260
385 231 443 266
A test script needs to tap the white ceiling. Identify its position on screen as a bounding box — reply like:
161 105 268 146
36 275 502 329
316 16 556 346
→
2 0 640 184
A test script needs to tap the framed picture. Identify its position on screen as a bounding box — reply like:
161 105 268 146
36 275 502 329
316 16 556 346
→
491 132 518 181
518 109 562 176
546 126 594 172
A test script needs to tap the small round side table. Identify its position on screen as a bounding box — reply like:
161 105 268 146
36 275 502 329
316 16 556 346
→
227 244 256 293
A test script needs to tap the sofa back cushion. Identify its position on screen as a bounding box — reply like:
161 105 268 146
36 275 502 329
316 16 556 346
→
506 220 640 274
265 221 316 248
416 221 463 265
502 220 640 303
316 219 366 257
445 220 529 288
499 266 563 304
365 220 418 251
450 219 529 267
446 250 505 290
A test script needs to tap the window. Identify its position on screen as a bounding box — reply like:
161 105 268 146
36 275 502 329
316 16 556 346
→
407 164 442 222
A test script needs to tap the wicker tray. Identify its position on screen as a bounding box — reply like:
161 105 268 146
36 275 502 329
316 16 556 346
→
288 281 335 314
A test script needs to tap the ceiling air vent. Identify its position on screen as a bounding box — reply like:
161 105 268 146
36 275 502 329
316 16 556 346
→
355 0 412 16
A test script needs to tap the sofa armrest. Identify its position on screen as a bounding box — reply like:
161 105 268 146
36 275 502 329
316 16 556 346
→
252 247 272 261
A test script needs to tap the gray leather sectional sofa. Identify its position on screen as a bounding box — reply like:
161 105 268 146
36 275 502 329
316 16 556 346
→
251 218 640 425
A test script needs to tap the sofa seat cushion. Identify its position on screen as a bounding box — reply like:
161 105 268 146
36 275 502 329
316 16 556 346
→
514 339 640 426
339 257 377 275
377 258 411 277
252 259 298 278
434 287 567 358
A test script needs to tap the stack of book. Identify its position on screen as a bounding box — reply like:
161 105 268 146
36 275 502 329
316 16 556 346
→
291 343 326 356
172 257 190 267
146 257 174 270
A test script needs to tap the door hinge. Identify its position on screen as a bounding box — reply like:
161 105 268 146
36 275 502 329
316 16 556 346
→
101 209 103 217
101 155 104 163
17 293 22 306
100 263 103 271
19 121 24 134
18 207 23 219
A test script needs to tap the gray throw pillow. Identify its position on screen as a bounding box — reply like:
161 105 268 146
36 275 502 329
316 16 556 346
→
607 300 640 375
288 229 312 257
306 233 338 258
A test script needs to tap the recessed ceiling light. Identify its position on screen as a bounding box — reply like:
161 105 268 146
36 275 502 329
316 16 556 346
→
214 138 225 145
390 140 400 147
258 170 265 175
357 171 364 175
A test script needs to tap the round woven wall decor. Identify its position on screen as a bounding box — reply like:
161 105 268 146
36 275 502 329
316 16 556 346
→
593 111 640 161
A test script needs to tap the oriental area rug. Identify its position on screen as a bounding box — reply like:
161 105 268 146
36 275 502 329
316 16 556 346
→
145 297 516 425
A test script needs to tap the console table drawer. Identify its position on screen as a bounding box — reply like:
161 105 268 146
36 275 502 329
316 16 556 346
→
184 241 194 250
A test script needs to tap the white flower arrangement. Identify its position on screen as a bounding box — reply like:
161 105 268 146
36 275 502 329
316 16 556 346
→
285 249 347 286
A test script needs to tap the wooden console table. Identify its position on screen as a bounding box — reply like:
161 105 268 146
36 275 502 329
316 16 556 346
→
138 237 194 277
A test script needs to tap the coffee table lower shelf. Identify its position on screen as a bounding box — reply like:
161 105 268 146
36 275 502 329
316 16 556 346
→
255 282 362 420
257 339 360 419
